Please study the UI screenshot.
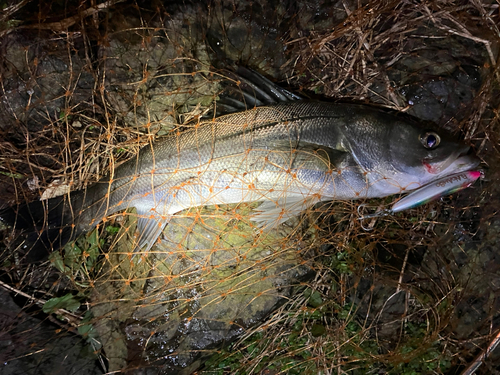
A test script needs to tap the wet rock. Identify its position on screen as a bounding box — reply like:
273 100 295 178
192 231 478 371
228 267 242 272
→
0 32 94 132
0 288 101 375
91 206 314 373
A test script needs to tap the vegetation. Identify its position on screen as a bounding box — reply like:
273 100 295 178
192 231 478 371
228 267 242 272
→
0 0 499 374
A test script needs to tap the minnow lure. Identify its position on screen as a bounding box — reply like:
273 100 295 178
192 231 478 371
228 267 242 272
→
358 170 482 222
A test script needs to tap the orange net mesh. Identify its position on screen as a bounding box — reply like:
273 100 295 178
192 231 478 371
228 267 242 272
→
0 1 499 374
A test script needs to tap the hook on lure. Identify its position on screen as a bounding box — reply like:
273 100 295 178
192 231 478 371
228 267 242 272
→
357 170 483 230
357 204 392 231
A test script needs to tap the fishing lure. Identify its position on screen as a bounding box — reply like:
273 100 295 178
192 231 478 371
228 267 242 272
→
358 170 482 222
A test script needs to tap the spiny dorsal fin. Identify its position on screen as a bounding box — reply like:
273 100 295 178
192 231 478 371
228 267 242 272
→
214 67 301 115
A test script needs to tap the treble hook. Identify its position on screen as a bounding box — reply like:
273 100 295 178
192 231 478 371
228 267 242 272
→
357 204 392 231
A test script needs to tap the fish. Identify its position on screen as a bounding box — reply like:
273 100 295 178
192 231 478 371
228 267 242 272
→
0 68 480 261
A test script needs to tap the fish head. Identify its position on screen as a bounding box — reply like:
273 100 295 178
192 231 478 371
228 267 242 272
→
386 122 480 188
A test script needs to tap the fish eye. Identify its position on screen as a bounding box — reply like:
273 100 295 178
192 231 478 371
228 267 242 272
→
420 131 441 149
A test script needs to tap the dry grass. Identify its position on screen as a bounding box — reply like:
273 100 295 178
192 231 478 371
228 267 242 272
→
0 0 499 374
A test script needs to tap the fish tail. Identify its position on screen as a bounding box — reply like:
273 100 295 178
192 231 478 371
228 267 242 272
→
0 193 84 262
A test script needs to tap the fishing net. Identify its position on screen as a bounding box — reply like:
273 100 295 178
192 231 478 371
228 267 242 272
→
0 0 499 374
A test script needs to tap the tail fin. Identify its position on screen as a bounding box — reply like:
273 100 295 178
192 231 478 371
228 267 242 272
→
0 195 80 262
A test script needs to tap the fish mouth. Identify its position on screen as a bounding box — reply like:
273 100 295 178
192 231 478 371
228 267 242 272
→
424 146 481 176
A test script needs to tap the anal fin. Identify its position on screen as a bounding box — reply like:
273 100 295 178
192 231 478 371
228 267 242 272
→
251 195 320 230
134 206 171 256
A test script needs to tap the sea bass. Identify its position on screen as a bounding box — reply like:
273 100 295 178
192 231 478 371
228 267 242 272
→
0 72 479 260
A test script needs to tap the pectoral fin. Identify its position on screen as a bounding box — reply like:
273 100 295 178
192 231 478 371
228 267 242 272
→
268 141 349 171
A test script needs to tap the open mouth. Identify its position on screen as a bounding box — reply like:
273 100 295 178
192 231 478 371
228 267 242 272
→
424 146 480 175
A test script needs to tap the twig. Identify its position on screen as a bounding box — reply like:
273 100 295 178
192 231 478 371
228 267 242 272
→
0 279 81 326
9 0 125 33
0 0 31 22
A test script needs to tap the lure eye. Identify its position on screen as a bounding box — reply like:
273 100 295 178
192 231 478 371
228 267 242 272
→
420 132 441 149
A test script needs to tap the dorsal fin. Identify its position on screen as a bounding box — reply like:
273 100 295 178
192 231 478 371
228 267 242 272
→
214 67 302 115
